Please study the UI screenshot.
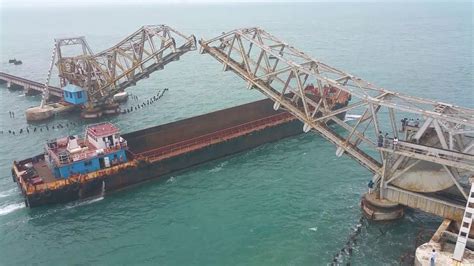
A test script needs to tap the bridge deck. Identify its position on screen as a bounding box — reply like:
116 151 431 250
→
0 71 62 98
200 28 474 223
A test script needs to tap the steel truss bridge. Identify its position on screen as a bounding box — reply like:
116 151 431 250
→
199 27 474 221
42 25 196 110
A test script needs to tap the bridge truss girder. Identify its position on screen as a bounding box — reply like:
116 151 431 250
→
53 25 196 108
200 27 474 220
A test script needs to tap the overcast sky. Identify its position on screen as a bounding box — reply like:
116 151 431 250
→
0 0 465 8
1 0 314 8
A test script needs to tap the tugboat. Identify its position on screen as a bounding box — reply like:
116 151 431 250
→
12 122 132 207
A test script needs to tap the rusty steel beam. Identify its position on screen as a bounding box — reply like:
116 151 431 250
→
200 28 474 219
52 25 196 109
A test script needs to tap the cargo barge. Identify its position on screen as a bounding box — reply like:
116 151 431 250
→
12 94 349 207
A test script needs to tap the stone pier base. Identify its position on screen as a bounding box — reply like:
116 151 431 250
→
25 106 54 121
360 192 404 221
415 242 474 265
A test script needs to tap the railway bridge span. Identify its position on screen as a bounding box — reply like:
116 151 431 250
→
0 72 62 99
200 28 474 262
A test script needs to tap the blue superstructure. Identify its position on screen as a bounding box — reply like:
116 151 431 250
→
62 84 88 105
53 149 127 178
45 123 128 179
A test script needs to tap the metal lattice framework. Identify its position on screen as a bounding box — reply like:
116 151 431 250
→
200 27 474 219
48 25 196 108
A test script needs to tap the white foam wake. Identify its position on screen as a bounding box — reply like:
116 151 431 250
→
0 188 17 198
65 196 104 209
0 203 25 216
209 161 228 173
166 176 177 183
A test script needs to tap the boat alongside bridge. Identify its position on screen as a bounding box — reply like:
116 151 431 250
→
200 27 474 264
4 24 474 264
11 97 349 207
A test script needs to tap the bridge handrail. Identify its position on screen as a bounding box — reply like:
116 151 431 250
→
0 72 62 92
379 140 474 171
397 141 474 161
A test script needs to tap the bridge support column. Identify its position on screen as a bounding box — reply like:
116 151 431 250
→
6 81 23 90
360 192 404 221
25 106 54 121
24 85 41 96
415 220 474 265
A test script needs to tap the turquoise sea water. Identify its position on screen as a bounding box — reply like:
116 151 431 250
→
0 2 472 265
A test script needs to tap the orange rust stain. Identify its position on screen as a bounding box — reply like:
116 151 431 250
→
16 160 139 195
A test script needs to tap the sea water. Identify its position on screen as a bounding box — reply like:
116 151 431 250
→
0 2 472 265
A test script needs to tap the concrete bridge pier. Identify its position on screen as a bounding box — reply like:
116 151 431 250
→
360 192 405 221
415 219 474 265
24 85 42 96
25 106 55 121
6 81 23 91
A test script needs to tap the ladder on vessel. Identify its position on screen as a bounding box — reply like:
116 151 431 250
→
453 183 474 261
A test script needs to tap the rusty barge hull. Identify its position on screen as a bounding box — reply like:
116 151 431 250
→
107 115 301 190
14 98 347 207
